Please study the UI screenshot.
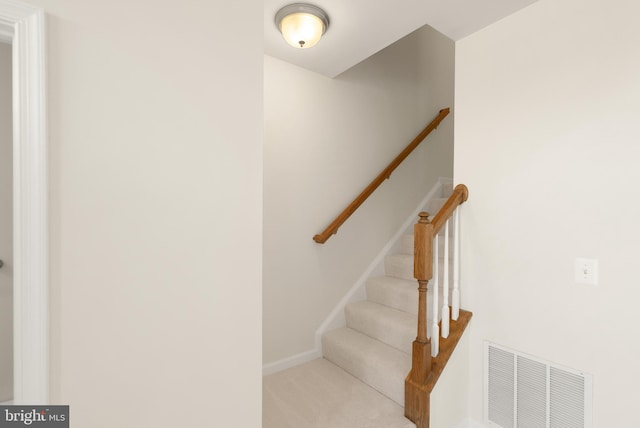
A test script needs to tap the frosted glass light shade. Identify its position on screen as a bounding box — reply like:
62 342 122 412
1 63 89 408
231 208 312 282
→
275 4 329 49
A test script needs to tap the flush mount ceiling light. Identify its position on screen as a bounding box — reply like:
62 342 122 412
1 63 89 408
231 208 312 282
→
275 3 330 49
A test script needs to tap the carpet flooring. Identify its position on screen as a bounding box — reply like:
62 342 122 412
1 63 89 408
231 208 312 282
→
263 358 415 428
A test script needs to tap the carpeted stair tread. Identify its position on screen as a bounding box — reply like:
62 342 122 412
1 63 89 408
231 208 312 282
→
401 233 456 257
385 254 453 282
383 254 414 280
366 276 418 315
322 327 411 406
345 300 416 355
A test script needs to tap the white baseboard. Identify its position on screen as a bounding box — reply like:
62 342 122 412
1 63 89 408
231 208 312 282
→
0 400 13 405
262 348 322 376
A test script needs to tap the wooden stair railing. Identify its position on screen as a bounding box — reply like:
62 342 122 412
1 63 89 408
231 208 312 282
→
313 108 451 244
405 184 472 428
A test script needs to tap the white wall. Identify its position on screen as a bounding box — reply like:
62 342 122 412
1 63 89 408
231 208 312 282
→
20 1 263 426
0 41 12 403
431 333 470 428
263 25 454 364
455 0 640 425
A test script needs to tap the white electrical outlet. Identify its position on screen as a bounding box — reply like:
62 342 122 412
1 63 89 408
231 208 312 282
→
575 258 598 286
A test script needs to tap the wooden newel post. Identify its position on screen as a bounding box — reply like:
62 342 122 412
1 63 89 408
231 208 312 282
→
405 212 434 427
411 212 433 382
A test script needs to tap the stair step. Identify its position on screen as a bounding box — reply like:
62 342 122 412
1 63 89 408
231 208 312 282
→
366 276 444 319
346 301 416 355
322 327 411 406
365 276 447 333
384 254 413 280
385 254 454 282
400 234 413 255
400 233 456 257
366 276 418 315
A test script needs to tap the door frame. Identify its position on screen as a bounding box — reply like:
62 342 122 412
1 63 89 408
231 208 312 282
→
0 0 48 404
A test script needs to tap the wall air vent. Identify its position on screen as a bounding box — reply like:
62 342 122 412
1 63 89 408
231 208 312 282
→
484 342 592 428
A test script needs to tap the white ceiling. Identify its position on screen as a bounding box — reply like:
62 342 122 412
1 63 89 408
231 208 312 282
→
264 0 538 78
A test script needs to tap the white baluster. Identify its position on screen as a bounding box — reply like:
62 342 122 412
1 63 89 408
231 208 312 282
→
431 234 439 357
426 279 433 340
452 207 460 320
441 219 450 338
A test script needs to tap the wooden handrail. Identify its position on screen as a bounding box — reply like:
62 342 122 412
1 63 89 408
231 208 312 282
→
405 183 469 428
313 108 451 244
430 184 468 234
